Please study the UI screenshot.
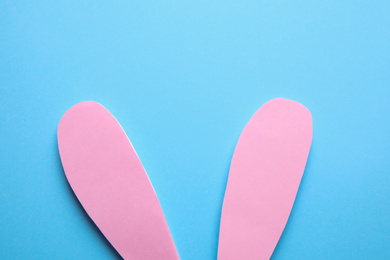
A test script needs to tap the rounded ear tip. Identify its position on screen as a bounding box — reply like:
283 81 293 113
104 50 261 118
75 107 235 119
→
267 97 312 120
57 101 105 139
72 101 104 109
58 101 104 121
65 101 105 112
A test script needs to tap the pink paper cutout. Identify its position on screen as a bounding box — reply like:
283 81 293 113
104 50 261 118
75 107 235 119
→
57 101 179 260
218 98 313 260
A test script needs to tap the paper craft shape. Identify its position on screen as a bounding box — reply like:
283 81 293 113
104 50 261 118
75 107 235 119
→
57 101 179 260
57 98 312 260
218 98 312 260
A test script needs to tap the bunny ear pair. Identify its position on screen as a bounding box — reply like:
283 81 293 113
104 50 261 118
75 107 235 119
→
57 98 312 260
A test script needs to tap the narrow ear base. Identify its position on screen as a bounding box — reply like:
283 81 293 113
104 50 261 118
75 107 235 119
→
218 98 312 260
58 101 179 260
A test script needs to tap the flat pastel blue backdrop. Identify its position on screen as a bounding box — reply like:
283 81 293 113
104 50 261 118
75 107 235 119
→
1 1 389 259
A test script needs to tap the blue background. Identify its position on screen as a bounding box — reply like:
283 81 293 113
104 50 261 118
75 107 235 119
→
1 1 389 259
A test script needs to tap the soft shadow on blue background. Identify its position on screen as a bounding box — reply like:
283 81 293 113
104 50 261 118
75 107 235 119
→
1 1 389 259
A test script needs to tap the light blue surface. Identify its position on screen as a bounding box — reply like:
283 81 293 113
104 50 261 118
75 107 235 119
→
1 1 389 259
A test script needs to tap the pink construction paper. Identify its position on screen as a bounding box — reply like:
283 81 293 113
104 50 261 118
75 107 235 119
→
218 98 313 260
57 101 179 260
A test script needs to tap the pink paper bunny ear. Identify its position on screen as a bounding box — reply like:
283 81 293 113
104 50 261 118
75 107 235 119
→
218 98 313 260
57 101 179 260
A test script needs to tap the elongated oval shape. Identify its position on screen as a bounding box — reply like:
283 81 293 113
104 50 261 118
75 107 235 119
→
58 101 179 260
218 98 313 260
